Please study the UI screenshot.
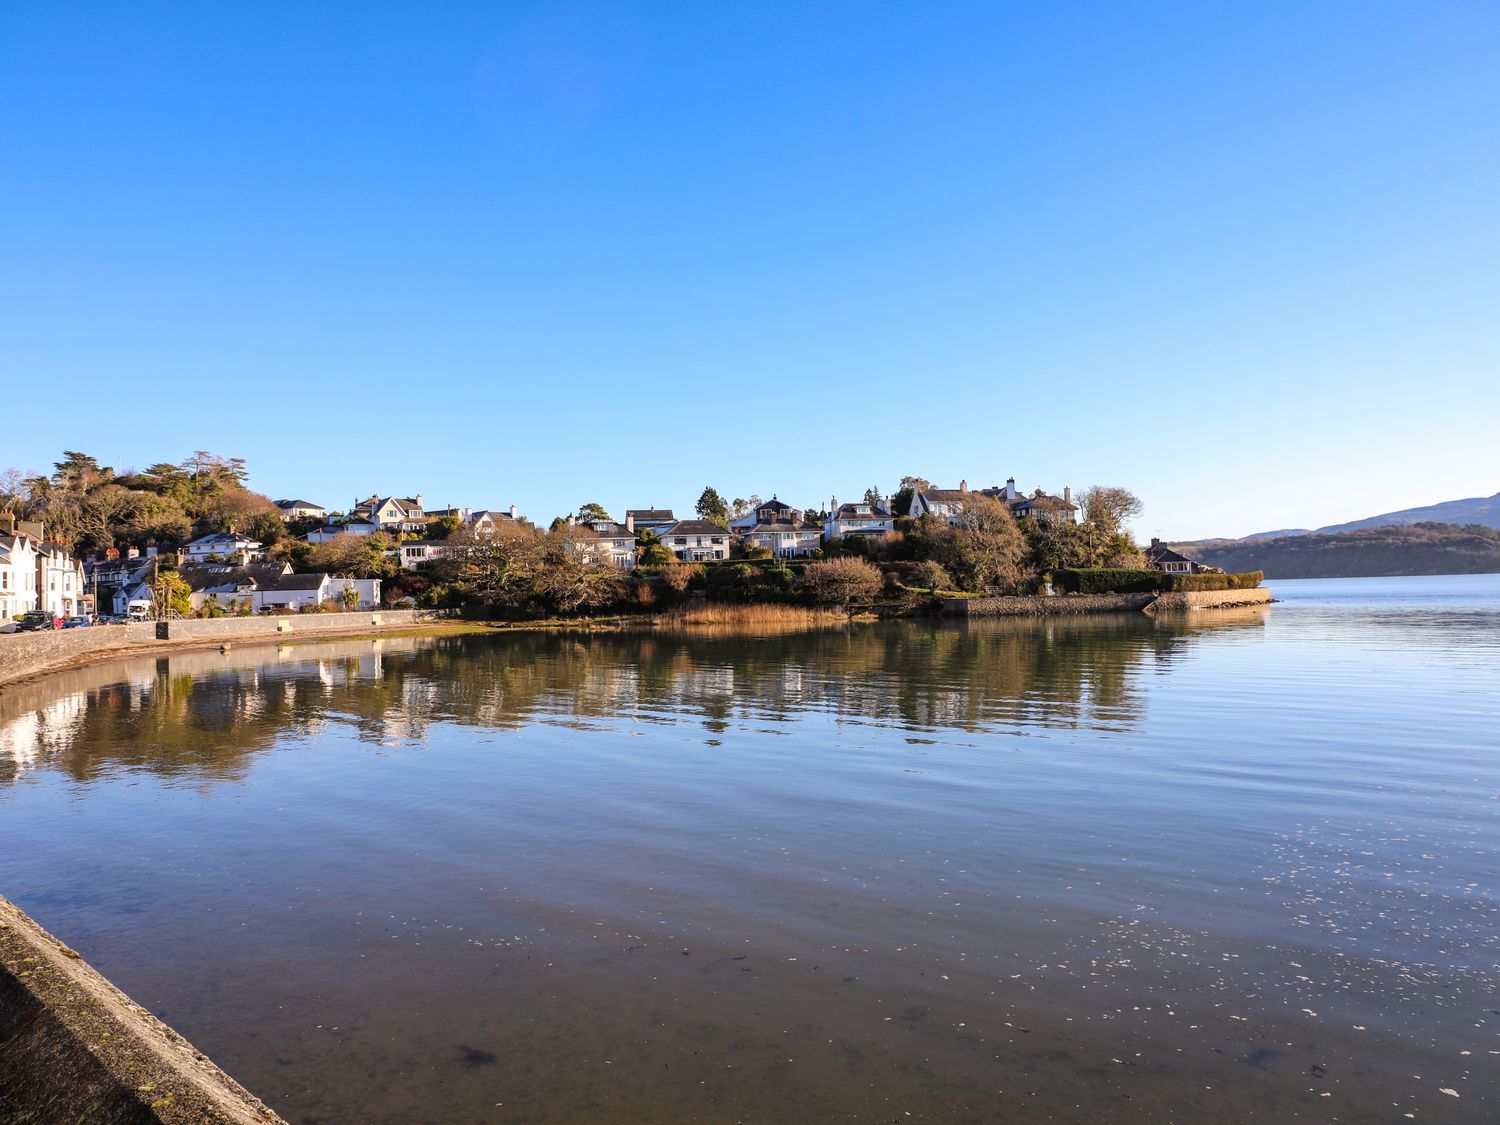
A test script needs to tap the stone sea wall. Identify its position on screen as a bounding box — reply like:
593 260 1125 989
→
0 610 432 691
941 587 1271 618
0 893 288 1124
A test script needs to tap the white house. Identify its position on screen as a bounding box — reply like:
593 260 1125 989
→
35 542 85 619
274 499 326 521
0 527 38 620
908 482 975 523
580 518 638 569
739 497 821 558
354 495 427 533
660 519 730 561
469 507 520 535
185 563 381 612
184 533 263 565
824 499 895 543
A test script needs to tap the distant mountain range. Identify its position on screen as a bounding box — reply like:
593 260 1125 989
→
1228 491 1500 542
1170 490 1500 579
1177 522 1500 580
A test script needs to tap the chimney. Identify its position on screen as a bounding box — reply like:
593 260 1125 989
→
509 504 518 519
1063 486 1071 505
1150 537 1161 548
126 547 139 559
567 514 576 526
1005 477 1017 501
959 479 968 493
625 514 635 533
106 547 120 561
415 494 423 509
0 509 13 534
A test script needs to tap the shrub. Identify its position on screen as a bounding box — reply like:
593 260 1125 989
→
908 560 953 591
798 557 882 605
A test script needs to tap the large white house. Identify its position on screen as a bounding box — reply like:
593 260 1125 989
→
184 533 263 565
183 562 381 612
660 519 730 561
353 495 427 533
1 515 86 620
579 519 638 569
908 482 976 523
36 541 85 618
824 499 895 543
0 527 38 620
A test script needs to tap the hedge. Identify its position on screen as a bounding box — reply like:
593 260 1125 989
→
1051 568 1162 594
1050 568 1263 594
1160 570 1263 592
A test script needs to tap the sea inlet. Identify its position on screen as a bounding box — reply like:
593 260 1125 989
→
2 575 1497 1122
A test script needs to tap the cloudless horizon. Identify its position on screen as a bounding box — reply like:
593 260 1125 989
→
3 2 1497 540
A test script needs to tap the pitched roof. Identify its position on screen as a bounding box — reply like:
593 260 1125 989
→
626 508 675 521
258 571 331 592
187 532 260 548
918 488 971 504
275 499 323 509
661 519 728 536
830 502 892 520
1012 494 1077 512
1145 543 1195 566
177 564 291 593
583 520 636 539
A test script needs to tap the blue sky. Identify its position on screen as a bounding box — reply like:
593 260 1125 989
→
3 2 1496 539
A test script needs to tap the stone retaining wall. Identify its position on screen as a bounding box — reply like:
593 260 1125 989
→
0 893 287 1124
940 593 1157 617
0 611 432 691
941 588 1270 618
1145 588 1272 612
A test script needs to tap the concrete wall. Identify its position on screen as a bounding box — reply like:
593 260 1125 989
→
0 610 433 691
941 587 1270 618
0 893 287 1124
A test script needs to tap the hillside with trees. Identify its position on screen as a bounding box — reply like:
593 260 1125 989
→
1179 523 1500 579
1 451 283 555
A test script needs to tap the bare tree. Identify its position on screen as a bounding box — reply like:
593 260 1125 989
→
1078 487 1144 535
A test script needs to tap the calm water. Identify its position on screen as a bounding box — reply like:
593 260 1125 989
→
2 575 1498 1123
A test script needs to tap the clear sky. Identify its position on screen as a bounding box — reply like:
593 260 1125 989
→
3 2 1497 540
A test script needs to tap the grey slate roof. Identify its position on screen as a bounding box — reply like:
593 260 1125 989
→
662 519 729 537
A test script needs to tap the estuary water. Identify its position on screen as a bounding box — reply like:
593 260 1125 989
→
2 575 1497 1123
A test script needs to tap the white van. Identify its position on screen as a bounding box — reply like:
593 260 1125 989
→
126 600 153 622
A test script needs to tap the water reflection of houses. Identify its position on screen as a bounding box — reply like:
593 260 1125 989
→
0 613 1266 784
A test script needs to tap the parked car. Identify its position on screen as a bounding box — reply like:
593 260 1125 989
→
16 612 57 632
63 616 93 628
0 620 17 633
